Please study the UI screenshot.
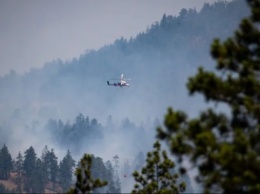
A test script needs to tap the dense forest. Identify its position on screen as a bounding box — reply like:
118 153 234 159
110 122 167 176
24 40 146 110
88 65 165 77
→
45 113 153 155
0 143 192 193
0 0 251 193
0 144 121 193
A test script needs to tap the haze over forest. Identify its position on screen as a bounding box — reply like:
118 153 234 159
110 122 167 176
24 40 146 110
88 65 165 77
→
0 0 250 192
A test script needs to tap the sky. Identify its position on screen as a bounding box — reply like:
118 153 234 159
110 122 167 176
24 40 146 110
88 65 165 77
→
0 0 223 76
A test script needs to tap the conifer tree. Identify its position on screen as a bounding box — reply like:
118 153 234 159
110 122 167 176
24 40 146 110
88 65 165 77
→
15 151 23 192
132 141 185 194
90 156 108 193
0 144 12 180
157 0 260 193
41 145 50 186
31 158 45 193
49 148 59 191
23 146 37 193
41 146 59 191
67 154 107 194
60 150 76 192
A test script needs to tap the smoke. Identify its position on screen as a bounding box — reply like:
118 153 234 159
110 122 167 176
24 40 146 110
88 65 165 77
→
0 0 249 192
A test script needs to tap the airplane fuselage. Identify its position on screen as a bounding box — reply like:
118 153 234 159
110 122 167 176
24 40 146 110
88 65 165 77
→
107 81 129 87
107 74 130 87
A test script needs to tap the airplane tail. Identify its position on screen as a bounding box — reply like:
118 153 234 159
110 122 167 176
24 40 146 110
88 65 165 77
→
107 81 109 85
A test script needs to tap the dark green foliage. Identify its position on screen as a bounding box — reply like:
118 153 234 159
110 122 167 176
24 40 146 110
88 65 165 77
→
23 146 37 193
67 154 107 194
132 141 185 194
41 145 50 187
30 158 45 193
46 114 103 154
14 151 23 193
157 0 260 193
90 156 109 193
23 146 37 178
60 150 76 192
0 144 76 193
23 146 60 193
42 147 59 191
50 149 59 190
0 144 12 180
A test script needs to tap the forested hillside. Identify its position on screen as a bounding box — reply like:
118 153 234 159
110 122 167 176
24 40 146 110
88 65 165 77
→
0 0 248 125
0 144 123 193
0 0 250 192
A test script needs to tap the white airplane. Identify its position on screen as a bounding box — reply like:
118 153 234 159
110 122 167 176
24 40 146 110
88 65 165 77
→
107 74 130 87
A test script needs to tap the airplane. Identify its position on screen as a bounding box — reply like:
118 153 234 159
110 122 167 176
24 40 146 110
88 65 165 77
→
107 74 130 87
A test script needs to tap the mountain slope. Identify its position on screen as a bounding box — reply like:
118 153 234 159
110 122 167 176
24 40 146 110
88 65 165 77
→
0 0 249 139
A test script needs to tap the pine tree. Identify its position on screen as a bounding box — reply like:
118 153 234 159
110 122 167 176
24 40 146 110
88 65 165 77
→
0 144 13 180
14 151 23 193
60 150 75 192
41 145 50 187
91 156 108 193
157 0 260 193
41 146 59 191
49 148 59 191
31 158 45 193
23 146 37 193
132 141 185 194
67 154 107 194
